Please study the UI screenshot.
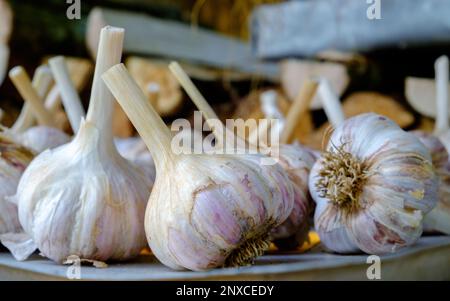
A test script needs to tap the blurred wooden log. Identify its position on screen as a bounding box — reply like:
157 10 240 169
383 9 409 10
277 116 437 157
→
86 7 279 80
0 0 12 86
126 56 182 116
280 59 349 110
405 77 450 118
342 92 414 128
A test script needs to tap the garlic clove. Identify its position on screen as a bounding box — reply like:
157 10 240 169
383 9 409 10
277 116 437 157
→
103 64 294 270
309 113 438 254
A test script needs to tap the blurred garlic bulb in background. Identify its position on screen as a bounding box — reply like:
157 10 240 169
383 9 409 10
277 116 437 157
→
309 113 438 254
0 134 34 235
103 64 294 271
269 143 316 249
8 66 70 152
413 132 450 234
410 56 450 235
115 136 156 180
8 26 151 263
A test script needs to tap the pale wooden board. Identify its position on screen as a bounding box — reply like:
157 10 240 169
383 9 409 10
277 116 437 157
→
0 236 449 280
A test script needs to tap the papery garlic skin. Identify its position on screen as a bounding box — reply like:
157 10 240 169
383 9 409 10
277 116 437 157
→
270 144 316 249
0 135 34 235
309 113 438 254
146 154 294 271
17 126 70 153
16 121 150 262
115 136 156 181
413 131 450 234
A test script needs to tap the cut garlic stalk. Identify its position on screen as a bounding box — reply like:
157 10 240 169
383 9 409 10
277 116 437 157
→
48 56 85 133
8 66 70 152
103 63 293 270
309 113 438 254
11 66 53 133
9 26 151 263
169 61 316 250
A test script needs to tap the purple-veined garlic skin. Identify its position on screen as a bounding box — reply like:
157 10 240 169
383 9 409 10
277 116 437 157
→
146 153 294 271
270 143 316 249
17 126 70 153
309 113 438 254
413 131 450 234
15 120 150 263
0 134 34 235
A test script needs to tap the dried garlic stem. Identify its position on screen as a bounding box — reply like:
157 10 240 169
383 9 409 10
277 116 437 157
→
10 66 53 132
49 56 85 132
0 43 8 86
435 55 449 135
316 143 369 213
169 62 244 150
280 80 318 144
9 67 55 127
86 26 123 147
318 78 345 128
102 64 174 167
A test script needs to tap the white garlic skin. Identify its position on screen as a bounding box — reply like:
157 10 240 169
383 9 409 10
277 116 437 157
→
18 126 70 153
115 136 156 181
309 113 438 254
270 144 316 249
0 136 34 235
413 131 450 234
16 121 150 262
146 154 294 271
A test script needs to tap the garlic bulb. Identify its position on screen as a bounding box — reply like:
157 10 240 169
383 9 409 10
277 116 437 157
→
103 64 294 270
413 131 450 234
9 26 151 263
0 133 34 235
309 113 438 254
169 62 318 250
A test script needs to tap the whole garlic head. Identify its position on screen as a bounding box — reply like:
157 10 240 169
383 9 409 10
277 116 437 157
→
12 26 151 263
103 64 294 271
16 120 149 262
309 113 438 254
0 134 34 235
148 153 293 270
